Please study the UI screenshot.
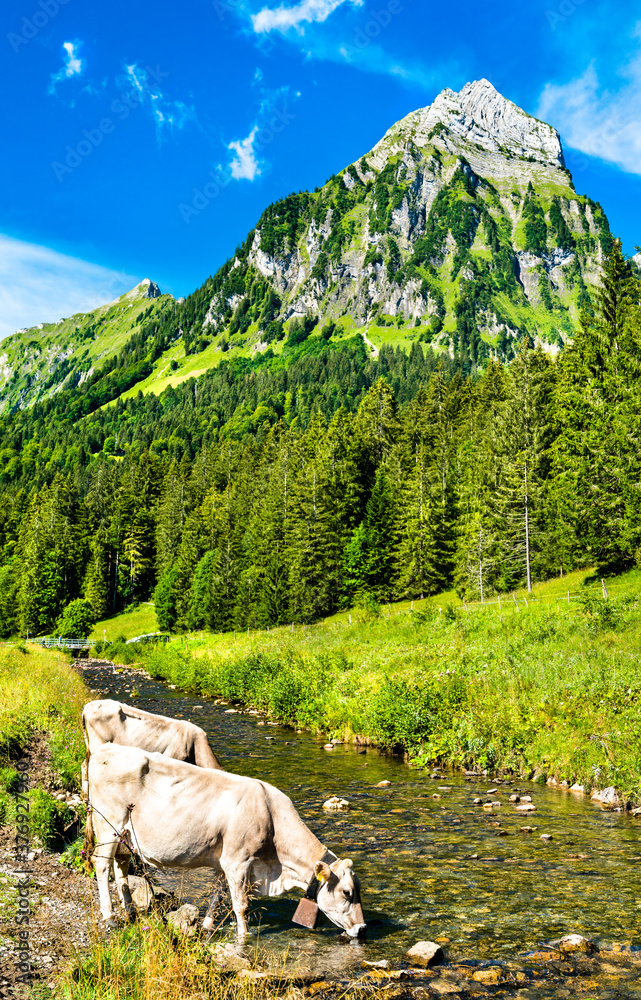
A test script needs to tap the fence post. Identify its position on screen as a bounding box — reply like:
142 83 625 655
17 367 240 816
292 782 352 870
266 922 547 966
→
411 600 414 612
601 578 609 599
567 591 570 604
512 593 519 609
524 595 528 608
498 594 502 611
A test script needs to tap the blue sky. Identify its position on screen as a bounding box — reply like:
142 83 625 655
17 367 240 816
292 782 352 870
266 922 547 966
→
1 0 640 336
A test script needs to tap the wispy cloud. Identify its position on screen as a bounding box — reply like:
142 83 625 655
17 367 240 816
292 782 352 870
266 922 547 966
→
0 235 139 340
537 32 641 176
122 63 197 137
228 127 261 180
48 40 84 93
225 77 296 182
251 0 362 34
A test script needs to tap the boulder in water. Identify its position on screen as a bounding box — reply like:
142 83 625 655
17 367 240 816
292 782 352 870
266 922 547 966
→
405 941 444 967
559 934 597 955
323 796 351 811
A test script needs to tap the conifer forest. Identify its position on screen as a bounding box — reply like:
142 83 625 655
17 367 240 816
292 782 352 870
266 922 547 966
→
0 241 638 639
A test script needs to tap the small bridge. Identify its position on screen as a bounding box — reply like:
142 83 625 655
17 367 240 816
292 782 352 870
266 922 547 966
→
34 636 90 650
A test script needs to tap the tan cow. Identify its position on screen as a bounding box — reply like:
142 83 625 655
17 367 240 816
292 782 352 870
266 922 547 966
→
88 743 366 939
82 699 222 769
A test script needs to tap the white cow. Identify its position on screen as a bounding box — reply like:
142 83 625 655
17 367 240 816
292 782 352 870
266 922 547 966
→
82 700 222 769
88 743 366 938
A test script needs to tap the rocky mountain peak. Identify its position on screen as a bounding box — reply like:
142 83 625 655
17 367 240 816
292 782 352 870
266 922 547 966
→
139 278 162 298
369 79 565 173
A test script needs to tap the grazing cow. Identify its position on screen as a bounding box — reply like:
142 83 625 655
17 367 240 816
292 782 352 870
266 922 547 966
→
88 743 366 939
82 699 222 772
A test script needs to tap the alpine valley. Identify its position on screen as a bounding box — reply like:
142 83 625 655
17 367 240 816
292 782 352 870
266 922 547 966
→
0 79 639 638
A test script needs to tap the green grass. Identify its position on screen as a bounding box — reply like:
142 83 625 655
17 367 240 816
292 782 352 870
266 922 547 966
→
0 645 87 848
128 567 641 802
91 603 159 641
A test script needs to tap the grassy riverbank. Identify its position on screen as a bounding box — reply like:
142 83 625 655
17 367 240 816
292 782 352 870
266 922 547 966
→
0 645 86 840
60 915 291 1000
133 568 641 802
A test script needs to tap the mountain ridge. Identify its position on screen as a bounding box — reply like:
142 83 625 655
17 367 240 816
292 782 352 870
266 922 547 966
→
0 80 621 413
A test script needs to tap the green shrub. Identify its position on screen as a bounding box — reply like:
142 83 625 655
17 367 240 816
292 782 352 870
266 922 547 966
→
577 594 623 633
56 598 96 638
0 764 20 794
27 788 74 849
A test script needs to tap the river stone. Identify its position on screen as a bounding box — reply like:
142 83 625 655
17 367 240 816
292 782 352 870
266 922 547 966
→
559 934 597 955
405 941 444 967
520 825 536 833
570 784 585 794
128 875 170 913
591 786 619 808
377 780 391 787
166 904 199 936
473 797 483 804
520 795 532 802
209 943 252 972
509 794 520 802
362 960 390 969
540 833 553 841
324 744 334 750
516 803 536 812
323 796 351 811
471 966 503 984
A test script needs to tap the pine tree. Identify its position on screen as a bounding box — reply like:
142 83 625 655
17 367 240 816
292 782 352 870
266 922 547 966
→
492 339 552 592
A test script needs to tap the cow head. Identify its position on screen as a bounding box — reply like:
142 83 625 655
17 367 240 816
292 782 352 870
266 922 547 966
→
315 859 366 938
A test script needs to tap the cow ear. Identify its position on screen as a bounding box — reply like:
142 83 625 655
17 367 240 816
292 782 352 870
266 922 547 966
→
315 862 332 882
338 859 354 875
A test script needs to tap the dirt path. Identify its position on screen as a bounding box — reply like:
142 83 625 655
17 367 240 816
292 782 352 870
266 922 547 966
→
362 330 379 358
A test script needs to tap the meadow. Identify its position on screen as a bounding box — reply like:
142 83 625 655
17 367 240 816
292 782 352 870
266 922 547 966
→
118 568 641 802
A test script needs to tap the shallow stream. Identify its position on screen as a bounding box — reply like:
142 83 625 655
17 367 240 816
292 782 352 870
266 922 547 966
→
82 663 641 997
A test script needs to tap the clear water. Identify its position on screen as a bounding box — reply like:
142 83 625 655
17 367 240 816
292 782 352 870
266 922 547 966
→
83 664 641 997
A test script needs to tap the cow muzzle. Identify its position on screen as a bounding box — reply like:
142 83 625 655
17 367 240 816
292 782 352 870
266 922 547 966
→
346 904 366 938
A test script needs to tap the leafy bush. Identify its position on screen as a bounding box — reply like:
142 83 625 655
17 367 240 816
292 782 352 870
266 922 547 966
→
55 598 96 638
577 594 623 633
24 788 74 849
368 674 467 755
355 591 381 621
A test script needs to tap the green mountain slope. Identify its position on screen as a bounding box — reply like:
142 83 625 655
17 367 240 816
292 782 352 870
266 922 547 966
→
0 280 167 412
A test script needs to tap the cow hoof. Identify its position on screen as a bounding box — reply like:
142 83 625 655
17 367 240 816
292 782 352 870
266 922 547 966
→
104 918 118 932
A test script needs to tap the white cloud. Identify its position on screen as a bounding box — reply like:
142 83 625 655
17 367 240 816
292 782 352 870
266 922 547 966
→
48 40 84 93
251 0 362 34
228 127 261 181
0 235 139 341
537 38 641 176
123 63 197 136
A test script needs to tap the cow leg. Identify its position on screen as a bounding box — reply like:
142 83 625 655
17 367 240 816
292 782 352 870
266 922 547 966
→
222 864 251 937
113 848 135 921
91 816 118 927
202 878 226 932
